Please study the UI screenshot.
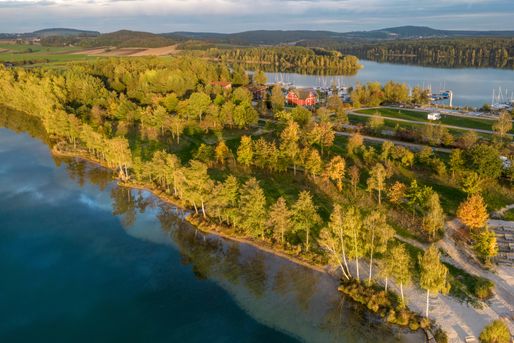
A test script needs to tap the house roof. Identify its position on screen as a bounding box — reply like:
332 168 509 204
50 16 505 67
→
210 81 232 88
289 88 317 99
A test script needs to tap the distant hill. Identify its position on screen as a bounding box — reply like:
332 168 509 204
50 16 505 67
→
168 26 514 45
32 28 100 38
81 30 181 48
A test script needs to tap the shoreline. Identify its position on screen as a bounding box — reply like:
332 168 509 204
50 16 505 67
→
52 145 433 339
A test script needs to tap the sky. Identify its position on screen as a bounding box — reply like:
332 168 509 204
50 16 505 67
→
1 0 514 33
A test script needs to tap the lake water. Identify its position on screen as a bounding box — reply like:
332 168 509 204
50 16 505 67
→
265 60 514 108
0 114 422 342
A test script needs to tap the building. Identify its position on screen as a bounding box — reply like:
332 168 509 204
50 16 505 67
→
210 81 232 90
286 88 318 106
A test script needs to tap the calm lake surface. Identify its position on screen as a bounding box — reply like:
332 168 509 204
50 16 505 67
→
0 116 422 342
265 60 514 108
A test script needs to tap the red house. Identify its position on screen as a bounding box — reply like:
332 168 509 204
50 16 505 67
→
210 81 232 90
286 88 317 106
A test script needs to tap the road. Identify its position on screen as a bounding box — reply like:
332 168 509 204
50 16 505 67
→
335 131 452 153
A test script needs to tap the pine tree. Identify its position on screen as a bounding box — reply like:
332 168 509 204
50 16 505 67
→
419 245 450 318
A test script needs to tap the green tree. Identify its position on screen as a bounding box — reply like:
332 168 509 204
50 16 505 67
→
183 160 214 218
253 70 267 85
418 245 450 318
363 210 394 284
422 192 445 241
319 204 352 280
239 178 267 237
271 84 285 112
267 197 293 245
237 135 254 167
473 229 498 265
280 120 300 174
492 110 513 140
479 319 511 343
292 191 321 252
383 243 412 305
344 207 364 281
467 144 502 180
367 163 387 205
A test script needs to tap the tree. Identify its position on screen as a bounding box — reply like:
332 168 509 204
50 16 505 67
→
292 191 321 252
363 210 394 284
367 163 387 205
422 192 445 241
492 111 512 140
324 155 346 191
183 160 214 218
239 178 267 237
319 204 352 280
215 140 230 166
418 245 450 318
349 165 360 196
461 171 484 195
305 149 323 177
449 148 465 180
479 319 511 343
368 112 385 131
383 244 412 305
280 120 300 174
344 206 364 281
458 130 478 149
267 197 293 245
473 229 498 265
271 84 284 112
347 132 364 154
388 181 406 204
457 194 489 231
467 144 502 180
253 70 267 86
237 135 254 167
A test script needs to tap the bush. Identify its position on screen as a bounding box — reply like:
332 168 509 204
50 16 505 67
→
434 327 448 343
473 278 494 300
479 319 511 343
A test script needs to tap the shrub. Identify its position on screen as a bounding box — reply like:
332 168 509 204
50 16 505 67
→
473 278 494 300
434 327 448 343
479 319 511 343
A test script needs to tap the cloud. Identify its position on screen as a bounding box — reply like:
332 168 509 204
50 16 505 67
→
0 0 513 32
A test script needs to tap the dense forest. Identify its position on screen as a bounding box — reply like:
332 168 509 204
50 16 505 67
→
196 46 362 75
300 37 514 69
0 56 512 340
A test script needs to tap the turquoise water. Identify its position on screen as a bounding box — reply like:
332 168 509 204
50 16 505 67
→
0 122 421 342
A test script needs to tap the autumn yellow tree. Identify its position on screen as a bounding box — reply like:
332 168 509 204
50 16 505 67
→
324 155 346 191
388 181 406 204
456 194 489 231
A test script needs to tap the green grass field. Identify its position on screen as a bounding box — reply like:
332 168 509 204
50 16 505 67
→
0 43 96 65
355 108 507 133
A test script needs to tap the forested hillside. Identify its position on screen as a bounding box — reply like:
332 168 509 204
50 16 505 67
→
196 46 362 75
300 37 514 68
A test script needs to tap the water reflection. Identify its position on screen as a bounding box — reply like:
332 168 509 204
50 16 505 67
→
57 158 421 342
0 108 423 342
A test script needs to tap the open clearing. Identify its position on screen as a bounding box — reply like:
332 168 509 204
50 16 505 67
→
74 45 178 57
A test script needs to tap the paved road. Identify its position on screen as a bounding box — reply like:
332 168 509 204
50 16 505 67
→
348 110 513 137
